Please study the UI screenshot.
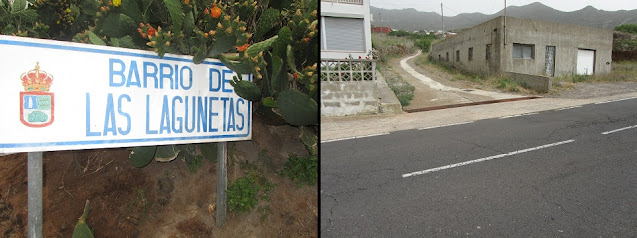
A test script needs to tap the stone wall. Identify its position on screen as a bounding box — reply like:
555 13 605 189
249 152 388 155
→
321 81 378 116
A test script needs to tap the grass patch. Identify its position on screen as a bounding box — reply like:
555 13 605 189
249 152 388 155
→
280 153 318 187
378 65 415 106
551 61 637 92
228 160 276 213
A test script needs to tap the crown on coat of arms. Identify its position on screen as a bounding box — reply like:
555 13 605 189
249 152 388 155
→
21 62 53 92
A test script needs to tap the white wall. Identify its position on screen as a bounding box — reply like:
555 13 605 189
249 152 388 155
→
320 0 372 60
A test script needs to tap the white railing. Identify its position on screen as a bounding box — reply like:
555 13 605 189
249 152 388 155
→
321 0 363 5
321 59 376 81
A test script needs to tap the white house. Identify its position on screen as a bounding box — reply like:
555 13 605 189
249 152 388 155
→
320 0 373 59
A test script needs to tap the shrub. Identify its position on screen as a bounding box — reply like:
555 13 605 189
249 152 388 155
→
615 24 637 34
281 153 317 187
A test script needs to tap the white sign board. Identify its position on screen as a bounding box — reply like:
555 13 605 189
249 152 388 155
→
0 35 252 153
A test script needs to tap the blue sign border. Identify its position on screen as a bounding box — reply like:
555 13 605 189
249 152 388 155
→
0 37 252 149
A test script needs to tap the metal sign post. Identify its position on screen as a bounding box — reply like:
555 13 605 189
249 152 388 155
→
27 152 43 238
216 142 227 227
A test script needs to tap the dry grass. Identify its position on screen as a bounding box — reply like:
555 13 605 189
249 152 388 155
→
372 33 416 62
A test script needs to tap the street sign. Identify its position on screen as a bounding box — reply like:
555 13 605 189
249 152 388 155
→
0 35 252 153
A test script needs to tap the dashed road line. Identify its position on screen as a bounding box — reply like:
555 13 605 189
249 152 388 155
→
418 121 474 130
553 105 583 111
601 125 637 135
321 132 390 143
402 139 576 178
594 97 637 105
499 112 539 119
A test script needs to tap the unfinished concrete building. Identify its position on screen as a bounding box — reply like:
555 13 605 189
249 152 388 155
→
430 16 613 92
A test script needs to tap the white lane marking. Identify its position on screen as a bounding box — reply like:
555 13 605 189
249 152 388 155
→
499 112 538 119
601 125 637 135
321 132 390 143
418 121 474 130
594 96 637 105
554 105 583 111
402 139 576 178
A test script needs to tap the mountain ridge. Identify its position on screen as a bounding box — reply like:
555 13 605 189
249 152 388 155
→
371 2 637 32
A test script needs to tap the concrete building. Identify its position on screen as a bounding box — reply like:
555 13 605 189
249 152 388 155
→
430 16 613 91
320 0 373 59
320 0 379 116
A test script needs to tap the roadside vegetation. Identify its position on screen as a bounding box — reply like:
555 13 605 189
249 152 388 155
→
413 53 533 93
372 30 436 106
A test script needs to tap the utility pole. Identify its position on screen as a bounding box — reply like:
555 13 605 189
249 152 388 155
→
441 3 444 36
504 0 507 46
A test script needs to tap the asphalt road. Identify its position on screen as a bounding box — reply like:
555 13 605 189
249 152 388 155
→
321 98 637 237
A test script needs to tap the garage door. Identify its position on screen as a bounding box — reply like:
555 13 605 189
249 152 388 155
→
577 49 595 75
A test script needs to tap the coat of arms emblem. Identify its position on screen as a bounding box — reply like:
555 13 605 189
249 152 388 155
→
20 62 54 127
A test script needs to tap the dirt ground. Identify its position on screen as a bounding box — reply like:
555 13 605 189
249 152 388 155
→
0 117 317 237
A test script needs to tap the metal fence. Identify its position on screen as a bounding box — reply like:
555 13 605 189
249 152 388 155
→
321 0 363 5
320 59 376 82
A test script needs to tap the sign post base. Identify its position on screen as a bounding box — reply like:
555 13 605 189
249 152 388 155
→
27 152 43 238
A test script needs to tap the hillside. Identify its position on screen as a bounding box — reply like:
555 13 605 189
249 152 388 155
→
371 2 637 31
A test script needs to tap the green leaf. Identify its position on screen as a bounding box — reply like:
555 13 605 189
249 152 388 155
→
254 8 279 41
101 13 136 38
154 145 180 162
162 0 183 33
116 35 138 49
121 0 143 23
299 126 317 156
272 27 291 58
277 89 318 126
230 80 261 101
198 143 218 162
80 0 100 15
72 200 94 238
183 11 194 37
208 34 237 57
269 0 292 10
245 35 278 58
110 37 119 47
219 54 253 74
87 31 106 45
192 42 208 64
129 146 157 168
270 56 288 94
11 0 25 13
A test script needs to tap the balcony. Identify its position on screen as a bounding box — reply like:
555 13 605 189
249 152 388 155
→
321 58 376 81
321 0 363 5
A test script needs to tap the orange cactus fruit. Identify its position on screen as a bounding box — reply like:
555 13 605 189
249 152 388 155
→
235 43 249 52
148 26 156 38
211 4 222 18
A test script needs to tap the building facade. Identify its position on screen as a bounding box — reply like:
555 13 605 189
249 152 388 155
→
320 0 373 59
430 16 613 78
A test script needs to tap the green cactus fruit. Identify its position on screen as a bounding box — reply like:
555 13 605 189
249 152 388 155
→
272 27 291 58
208 34 237 57
231 80 261 101
270 55 288 94
163 0 183 32
262 97 277 108
254 8 279 41
299 126 317 156
219 54 253 74
87 31 105 45
245 35 278 57
129 146 157 168
155 145 180 162
101 13 136 38
72 200 94 238
198 143 218 162
277 89 318 126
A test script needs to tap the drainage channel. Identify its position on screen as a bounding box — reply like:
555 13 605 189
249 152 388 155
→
404 96 541 113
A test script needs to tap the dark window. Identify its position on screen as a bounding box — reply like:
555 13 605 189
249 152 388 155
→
446 52 449 62
456 50 460 62
513 43 534 59
486 44 492 60
439 55 441 61
468 47 473 61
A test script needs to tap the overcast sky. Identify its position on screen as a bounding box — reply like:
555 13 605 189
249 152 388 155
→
370 0 637 16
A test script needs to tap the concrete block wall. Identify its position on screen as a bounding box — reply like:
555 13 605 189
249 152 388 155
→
503 72 551 93
321 81 378 116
